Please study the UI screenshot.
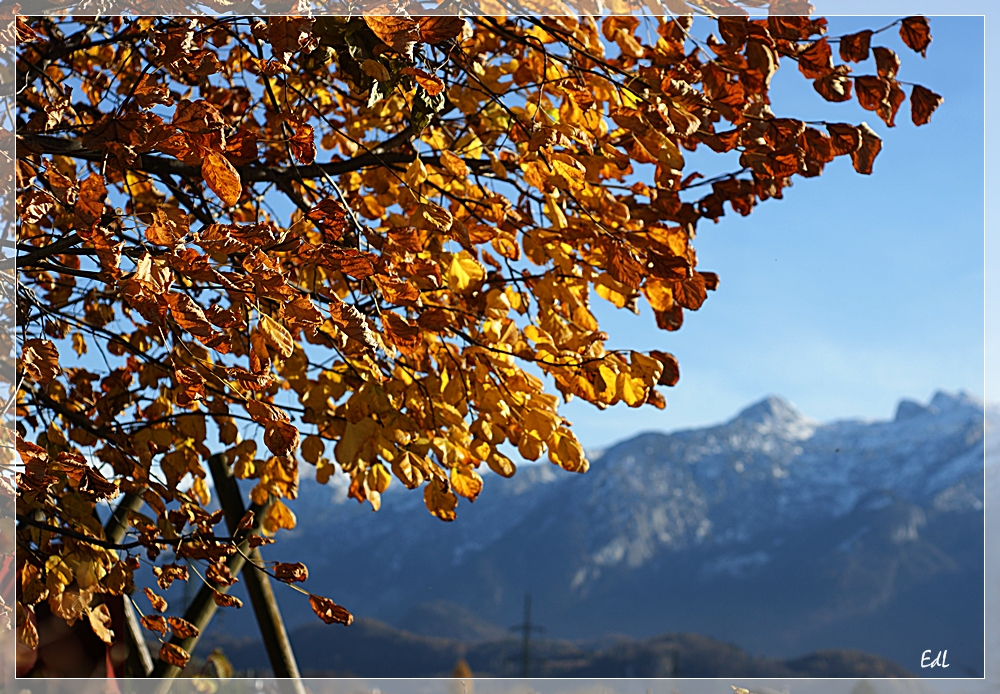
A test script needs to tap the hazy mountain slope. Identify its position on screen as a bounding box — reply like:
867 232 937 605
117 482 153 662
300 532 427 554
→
196 390 987 676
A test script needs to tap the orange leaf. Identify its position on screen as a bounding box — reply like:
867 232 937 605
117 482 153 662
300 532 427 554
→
144 587 167 613
854 75 890 112
306 201 347 243
259 313 294 358
450 464 483 502
401 67 445 96
202 151 242 207
87 605 115 644
381 311 422 354
873 47 900 79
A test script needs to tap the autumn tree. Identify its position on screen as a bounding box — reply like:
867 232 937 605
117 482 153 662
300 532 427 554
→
13 10 941 675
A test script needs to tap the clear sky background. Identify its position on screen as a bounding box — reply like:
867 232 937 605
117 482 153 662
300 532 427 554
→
561 14 985 450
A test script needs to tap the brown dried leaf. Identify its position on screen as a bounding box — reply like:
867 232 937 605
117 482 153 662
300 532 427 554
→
329 298 378 351
141 614 168 636
159 642 191 669
273 562 309 583
873 47 900 79
213 592 243 608
167 616 200 639
910 84 943 126
21 339 61 384
417 16 464 44
900 16 931 57
839 30 872 63
851 123 882 175
309 593 353 625
797 38 833 79
365 15 420 54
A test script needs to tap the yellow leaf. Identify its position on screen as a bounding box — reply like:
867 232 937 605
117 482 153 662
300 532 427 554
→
617 371 647 407
87 604 115 644
405 158 427 186
391 451 425 489
548 427 588 473
259 313 294 358
412 202 453 232
450 464 483 501
368 463 392 493
71 332 87 356
202 151 242 207
488 150 508 179
423 478 458 521
523 407 558 441
630 351 665 385
447 251 485 292
544 192 568 229
517 433 544 461
596 363 618 403
549 155 585 189
642 278 674 312
439 150 469 177
487 451 516 478
595 273 629 308
263 500 296 535
191 477 211 506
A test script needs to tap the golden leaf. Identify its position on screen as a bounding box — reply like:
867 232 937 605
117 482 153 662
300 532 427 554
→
447 251 485 292
201 152 242 207
87 604 115 644
450 464 483 501
423 478 458 521
263 499 297 535
259 313 294 358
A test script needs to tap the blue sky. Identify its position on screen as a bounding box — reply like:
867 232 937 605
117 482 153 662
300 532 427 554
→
562 15 985 449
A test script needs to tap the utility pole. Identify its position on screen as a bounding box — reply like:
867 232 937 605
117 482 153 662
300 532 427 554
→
509 592 544 678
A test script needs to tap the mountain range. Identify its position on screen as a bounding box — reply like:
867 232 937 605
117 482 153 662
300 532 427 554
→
190 390 989 677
